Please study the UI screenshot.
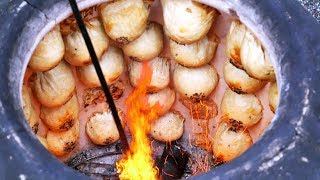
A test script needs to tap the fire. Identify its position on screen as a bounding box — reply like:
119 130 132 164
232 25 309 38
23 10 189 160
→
117 62 159 180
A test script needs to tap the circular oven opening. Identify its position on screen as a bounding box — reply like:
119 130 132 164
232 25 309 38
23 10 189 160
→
18 0 282 179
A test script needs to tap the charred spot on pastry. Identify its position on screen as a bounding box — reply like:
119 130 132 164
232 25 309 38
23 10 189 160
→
269 104 275 113
32 123 39 134
60 119 74 131
143 0 154 9
83 60 92 66
231 46 240 60
111 81 124 99
130 56 140 62
83 82 124 108
186 8 192 13
83 87 106 108
28 73 37 85
64 141 77 152
172 38 187 46
230 86 245 94
229 57 243 69
116 37 129 45
229 119 243 132
171 110 185 121
190 92 206 102
103 137 115 145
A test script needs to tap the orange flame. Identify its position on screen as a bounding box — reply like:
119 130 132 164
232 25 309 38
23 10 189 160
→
116 62 159 180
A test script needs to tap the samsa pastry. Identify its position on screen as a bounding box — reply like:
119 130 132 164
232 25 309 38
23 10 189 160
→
221 89 263 127
129 57 170 92
29 25 65 72
31 61 76 108
86 109 125 145
223 59 266 94
161 0 218 44
64 19 109 66
213 122 253 162
77 46 124 88
142 87 175 116
170 35 219 67
99 0 149 44
47 120 80 156
151 111 185 142
40 94 79 132
123 22 163 61
174 64 218 101
268 81 279 113
22 85 39 134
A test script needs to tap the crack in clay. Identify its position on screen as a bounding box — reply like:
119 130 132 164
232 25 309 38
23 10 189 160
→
258 141 292 172
258 152 284 172
258 136 300 172
225 162 252 176
295 83 311 137
297 0 320 22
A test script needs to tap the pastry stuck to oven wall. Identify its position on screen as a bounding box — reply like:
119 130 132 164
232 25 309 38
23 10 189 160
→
99 0 150 45
150 111 185 142
123 22 164 62
129 57 170 92
77 46 124 88
86 109 125 146
29 25 65 72
31 60 76 108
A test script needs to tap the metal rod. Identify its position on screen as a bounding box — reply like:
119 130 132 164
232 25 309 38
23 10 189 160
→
68 0 129 152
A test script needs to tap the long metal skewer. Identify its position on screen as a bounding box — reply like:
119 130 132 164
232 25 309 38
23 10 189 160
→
68 0 129 152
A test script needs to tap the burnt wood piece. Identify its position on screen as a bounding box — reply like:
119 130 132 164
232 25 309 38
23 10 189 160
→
67 143 122 168
76 162 118 177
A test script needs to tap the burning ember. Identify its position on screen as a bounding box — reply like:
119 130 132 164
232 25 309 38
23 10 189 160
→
116 63 159 179
188 100 216 174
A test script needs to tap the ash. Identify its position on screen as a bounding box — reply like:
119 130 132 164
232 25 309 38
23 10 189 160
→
298 0 320 22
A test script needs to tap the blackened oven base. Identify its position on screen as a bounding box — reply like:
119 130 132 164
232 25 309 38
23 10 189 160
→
0 0 319 179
